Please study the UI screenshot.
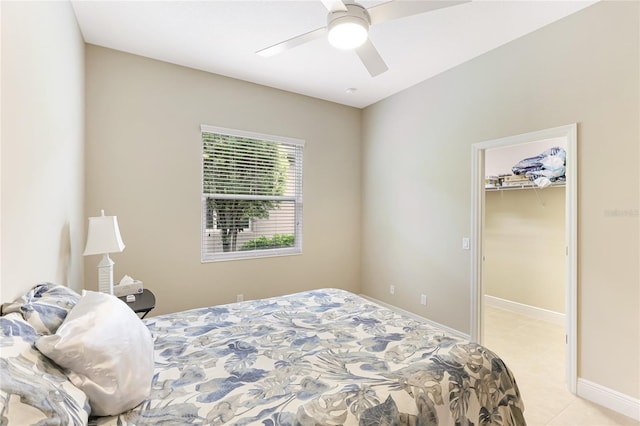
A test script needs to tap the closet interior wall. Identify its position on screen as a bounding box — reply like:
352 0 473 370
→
484 141 567 314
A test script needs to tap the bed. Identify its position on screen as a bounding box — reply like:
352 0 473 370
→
1 284 526 425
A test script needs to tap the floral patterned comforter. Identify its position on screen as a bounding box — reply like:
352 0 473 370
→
92 288 526 425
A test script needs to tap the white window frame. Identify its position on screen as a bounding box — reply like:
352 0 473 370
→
200 125 304 262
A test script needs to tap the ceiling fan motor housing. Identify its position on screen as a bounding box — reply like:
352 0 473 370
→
327 4 371 49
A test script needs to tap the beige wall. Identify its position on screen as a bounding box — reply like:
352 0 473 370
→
362 1 639 399
0 1 85 302
85 46 362 315
485 187 565 313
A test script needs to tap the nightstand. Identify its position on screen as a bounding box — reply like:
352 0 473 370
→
118 289 156 319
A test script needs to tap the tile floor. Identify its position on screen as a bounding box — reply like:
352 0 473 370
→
483 305 640 426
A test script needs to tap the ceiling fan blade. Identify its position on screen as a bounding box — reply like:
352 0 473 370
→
319 0 348 12
368 0 470 25
356 39 388 77
256 27 327 57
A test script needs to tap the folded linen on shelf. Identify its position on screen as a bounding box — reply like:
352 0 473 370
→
512 146 566 188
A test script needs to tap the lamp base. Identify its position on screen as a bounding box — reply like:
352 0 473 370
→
97 254 115 295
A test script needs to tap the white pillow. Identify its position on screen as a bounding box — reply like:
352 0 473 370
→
36 290 154 416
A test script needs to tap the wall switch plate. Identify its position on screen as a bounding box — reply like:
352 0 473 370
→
420 294 427 306
389 285 395 295
462 237 470 250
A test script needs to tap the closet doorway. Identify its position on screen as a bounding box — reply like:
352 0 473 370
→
470 124 577 393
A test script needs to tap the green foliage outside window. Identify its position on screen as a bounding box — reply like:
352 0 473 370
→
239 234 295 251
203 132 288 253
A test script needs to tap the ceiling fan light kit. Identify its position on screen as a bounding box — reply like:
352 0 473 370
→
256 0 469 77
327 4 370 50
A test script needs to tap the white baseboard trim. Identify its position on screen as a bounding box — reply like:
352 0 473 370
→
577 378 640 421
484 294 565 326
358 294 470 340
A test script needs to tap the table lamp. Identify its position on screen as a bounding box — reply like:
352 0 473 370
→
83 210 125 295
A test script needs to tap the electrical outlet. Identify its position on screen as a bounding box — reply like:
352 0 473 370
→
236 294 244 302
420 294 427 306
389 285 395 295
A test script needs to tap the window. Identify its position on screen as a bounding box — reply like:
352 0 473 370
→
201 125 304 261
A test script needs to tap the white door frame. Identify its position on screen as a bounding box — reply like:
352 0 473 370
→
470 123 578 393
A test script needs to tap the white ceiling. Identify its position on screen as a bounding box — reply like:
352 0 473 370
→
71 0 597 108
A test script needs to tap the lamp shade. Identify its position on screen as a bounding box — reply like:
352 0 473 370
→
83 211 125 256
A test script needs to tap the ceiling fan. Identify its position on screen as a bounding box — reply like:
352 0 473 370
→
256 0 469 77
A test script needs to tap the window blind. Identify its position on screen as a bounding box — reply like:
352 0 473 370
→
201 125 304 261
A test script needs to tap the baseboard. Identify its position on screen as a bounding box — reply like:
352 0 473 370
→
484 294 565 326
358 294 470 340
577 378 640 421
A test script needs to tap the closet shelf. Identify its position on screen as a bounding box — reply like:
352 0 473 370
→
485 181 565 191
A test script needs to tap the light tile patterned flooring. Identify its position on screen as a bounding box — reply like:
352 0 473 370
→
483 306 640 426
